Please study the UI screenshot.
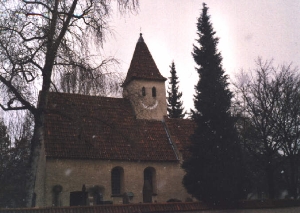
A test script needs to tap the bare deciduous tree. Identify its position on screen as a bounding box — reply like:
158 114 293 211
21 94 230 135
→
274 66 300 199
0 0 138 207
234 58 300 199
58 56 122 96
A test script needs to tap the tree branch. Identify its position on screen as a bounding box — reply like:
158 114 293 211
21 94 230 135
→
22 0 52 11
0 75 36 114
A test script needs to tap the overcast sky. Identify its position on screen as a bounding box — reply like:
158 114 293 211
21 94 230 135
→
102 0 300 111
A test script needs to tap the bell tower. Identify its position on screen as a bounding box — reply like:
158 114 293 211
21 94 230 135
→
122 34 167 120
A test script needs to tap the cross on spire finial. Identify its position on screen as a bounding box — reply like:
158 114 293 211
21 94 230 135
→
138 32 144 43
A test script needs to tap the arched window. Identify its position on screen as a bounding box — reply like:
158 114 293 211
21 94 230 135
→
111 167 124 195
152 87 156 97
143 167 157 203
142 87 146 96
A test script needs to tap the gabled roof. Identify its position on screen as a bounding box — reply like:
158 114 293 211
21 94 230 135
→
122 34 166 87
44 92 193 161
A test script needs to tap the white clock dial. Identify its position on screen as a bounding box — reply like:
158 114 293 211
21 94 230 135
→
140 100 158 110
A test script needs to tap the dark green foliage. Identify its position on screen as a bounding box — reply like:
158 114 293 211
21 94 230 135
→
167 61 185 118
0 120 11 182
182 3 245 206
0 119 31 208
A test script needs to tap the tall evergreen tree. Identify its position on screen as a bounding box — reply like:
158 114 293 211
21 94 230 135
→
182 3 245 206
0 117 31 208
167 61 185 118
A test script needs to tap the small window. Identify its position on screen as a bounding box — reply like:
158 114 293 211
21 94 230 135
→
111 167 124 195
142 87 146 96
152 87 156 97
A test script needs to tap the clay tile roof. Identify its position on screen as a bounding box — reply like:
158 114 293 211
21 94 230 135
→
122 33 166 86
164 117 196 160
4 200 300 212
44 92 178 161
0 202 209 213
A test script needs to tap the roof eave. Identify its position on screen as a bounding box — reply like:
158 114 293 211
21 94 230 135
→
122 76 167 87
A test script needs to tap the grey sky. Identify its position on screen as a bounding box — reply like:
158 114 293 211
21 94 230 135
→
103 0 300 111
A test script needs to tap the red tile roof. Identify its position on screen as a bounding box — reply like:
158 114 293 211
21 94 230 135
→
44 92 194 161
0 202 209 213
122 34 166 87
3 200 300 212
164 117 196 160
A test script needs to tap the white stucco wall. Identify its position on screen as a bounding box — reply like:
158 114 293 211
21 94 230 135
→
42 158 189 207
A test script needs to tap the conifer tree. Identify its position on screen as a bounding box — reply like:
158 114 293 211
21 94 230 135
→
0 118 30 208
182 3 244 206
167 61 185 118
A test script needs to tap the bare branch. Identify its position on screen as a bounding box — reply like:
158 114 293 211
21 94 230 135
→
0 75 36 114
22 0 52 11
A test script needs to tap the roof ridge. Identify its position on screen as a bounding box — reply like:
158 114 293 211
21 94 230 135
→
48 92 124 100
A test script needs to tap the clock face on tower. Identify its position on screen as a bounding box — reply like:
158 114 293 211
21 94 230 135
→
140 100 158 110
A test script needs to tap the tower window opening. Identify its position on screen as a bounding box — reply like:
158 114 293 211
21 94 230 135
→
142 87 146 96
152 87 156 97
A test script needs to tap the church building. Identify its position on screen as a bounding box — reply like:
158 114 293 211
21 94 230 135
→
34 34 195 207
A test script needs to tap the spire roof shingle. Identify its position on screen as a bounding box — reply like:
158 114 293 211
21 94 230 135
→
122 34 166 86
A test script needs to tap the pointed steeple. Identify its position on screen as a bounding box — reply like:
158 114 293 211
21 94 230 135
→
122 34 166 87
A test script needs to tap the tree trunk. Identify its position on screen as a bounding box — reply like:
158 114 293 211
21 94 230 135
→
266 166 275 199
26 111 45 207
26 90 49 207
288 157 298 199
